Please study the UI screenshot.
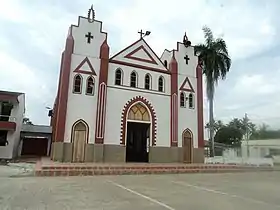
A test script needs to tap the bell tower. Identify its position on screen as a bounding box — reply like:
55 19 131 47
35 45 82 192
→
52 6 109 161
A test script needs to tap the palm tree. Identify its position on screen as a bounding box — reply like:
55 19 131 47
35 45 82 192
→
195 26 231 157
205 120 224 133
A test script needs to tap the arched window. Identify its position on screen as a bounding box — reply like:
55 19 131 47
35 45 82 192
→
86 76 95 95
164 60 168 67
115 69 123 85
128 103 150 121
130 71 137 88
180 92 186 107
144 74 151 90
73 74 82 94
189 93 194 108
158 76 164 92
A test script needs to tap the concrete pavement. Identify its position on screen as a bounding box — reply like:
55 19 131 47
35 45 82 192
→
0 171 280 209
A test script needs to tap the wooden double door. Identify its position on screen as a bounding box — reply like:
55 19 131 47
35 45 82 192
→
126 122 150 162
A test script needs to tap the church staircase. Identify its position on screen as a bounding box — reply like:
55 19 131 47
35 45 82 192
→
35 158 273 176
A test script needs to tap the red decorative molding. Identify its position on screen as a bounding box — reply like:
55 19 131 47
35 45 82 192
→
110 39 142 60
110 60 170 75
196 63 204 148
95 39 109 144
142 38 169 69
179 77 195 92
108 84 167 95
95 83 107 143
54 27 74 142
110 38 169 73
52 53 64 144
0 121 16 130
120 96 157 146
170 51 178 147
124 45 157 64
73 57 96 75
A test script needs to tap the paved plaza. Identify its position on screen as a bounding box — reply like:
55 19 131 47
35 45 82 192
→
1 170 280 210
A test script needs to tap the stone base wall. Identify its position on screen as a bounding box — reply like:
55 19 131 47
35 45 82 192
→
51 142 204 163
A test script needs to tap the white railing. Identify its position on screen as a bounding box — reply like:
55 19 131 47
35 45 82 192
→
0 114 16 122
205 156 274 167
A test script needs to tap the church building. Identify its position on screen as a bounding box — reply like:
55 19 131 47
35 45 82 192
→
50 6 204 163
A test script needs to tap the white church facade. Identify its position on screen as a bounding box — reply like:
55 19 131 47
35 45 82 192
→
50 7 205 163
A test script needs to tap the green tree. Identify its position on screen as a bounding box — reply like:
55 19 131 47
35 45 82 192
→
214 126 243 147
250 123 280 140
228 118 245 133
228 116 256 139
195 26 231 157
241 115 256 140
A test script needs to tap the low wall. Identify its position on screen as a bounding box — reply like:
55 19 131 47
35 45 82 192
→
272 156 280 165
205 156 274 167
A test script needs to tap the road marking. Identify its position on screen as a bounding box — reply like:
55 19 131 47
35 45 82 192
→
172 181 280 208
108 180 176 210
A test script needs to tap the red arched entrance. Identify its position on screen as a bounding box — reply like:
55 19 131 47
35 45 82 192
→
120 96 157 162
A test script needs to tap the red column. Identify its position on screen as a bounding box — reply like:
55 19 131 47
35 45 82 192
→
55 28 74 142
196 61 204 148
95 39 110 144
170 51 178 147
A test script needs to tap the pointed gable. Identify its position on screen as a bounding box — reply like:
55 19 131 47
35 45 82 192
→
110 39 169 74
73 57 96 75
180 77 194 92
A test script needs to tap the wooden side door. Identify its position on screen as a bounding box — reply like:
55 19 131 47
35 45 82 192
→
72 130 86 162
183 131 192 163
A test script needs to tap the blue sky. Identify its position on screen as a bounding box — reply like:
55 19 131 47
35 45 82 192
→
0 0 279 129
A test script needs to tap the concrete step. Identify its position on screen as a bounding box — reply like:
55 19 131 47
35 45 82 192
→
35 166 274 177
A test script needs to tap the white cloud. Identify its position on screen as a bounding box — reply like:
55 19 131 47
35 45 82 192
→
0 0 27 23
0 0 279 129
0 51 52 100
0 50 54 123
235 74 279 95
104 0 277 61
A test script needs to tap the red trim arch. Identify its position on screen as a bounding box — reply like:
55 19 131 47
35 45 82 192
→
120 96 157 146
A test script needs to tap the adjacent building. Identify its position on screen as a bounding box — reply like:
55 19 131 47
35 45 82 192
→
0 90 25 159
